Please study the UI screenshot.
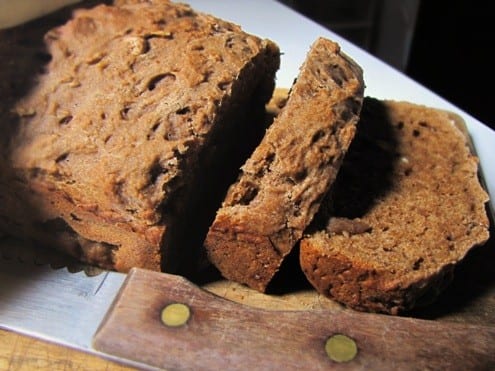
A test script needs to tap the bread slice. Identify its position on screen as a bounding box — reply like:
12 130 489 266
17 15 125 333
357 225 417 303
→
0 0 280 274
300 98 490 314
204 37 365 292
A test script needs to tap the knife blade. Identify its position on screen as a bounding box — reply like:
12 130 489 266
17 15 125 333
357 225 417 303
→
0 256 137 365
2 255 494 370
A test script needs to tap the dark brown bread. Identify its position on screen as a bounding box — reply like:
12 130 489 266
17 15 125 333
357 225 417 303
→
300 98 490 314
204 37 365 292
0 0 279 274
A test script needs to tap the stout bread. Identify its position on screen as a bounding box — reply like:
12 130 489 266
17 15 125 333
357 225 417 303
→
0 0 280 274
300 98 490 314
204 37 365 292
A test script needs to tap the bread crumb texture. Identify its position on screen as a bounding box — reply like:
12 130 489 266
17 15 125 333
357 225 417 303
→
300 98 490 314
205 38 365 292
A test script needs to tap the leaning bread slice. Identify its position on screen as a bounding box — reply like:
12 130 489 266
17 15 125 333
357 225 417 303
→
204 37 365 292
300 98 490 314
1 0 280 274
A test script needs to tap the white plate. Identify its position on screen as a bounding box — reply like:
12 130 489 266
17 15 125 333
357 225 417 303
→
187 0 495 215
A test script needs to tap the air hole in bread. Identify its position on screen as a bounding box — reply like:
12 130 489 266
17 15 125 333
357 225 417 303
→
58 115 73 125
120 106 131 119
293 205 301 217
265 152 275 164
328 63 346 87
176 106 190 115
413 129 420 137
86 53 105 65
200 70 213 84
165 110 196 140
141 38 151 54
70 213 82 222
236 184 259 206
333 98 360 122
149 160 166 185
285 176 296 185
311 129 325 144
55 153 69 163
153 18 166 26
103 135 112 144
412 257 424 270
142 32 174 54
147 73 176 91
294 169 307 182
225 36 234 48
218 81 230 91
147 120 162 140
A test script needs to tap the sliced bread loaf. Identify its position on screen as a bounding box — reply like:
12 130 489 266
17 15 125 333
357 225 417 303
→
300 98 490 314
204 37 365 292
1 0 279 274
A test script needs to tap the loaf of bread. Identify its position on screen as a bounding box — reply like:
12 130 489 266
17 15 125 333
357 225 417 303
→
0 0 280 274
204 37 365 292
300 98 490 314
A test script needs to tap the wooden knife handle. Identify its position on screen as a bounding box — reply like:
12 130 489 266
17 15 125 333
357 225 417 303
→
93 268 495 370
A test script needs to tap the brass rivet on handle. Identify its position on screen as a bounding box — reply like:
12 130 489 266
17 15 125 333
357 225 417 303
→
161 303 191 327
325 334 358 363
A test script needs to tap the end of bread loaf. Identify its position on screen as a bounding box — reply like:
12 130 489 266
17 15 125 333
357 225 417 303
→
204 37 365 292
300 98 490 314
0 0 280 275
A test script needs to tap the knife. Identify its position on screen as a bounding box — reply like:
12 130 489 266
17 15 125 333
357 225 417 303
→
1 251 494 371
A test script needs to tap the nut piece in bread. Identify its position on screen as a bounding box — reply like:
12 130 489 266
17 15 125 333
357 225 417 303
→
204 37 365 292
300 98 490 314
